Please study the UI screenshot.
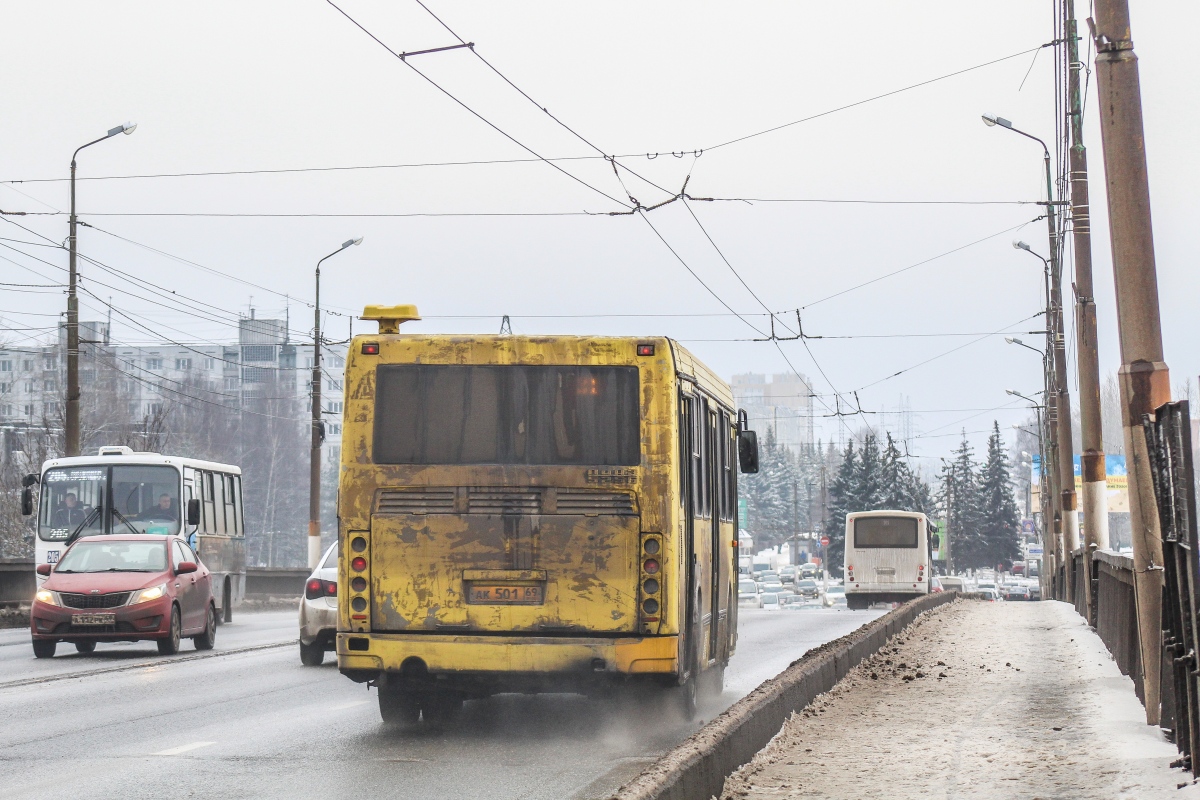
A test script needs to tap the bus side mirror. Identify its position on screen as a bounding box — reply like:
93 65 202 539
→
22 473 39 487
187 498 201 526
931 534 941 550
21 488 33 516
738 430 760 474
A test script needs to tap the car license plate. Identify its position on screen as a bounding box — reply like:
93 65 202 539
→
71 613 116 626
467 585 544 605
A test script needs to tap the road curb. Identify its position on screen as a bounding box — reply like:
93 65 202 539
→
608 592 960 800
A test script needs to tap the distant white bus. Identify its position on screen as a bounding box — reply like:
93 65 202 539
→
843 510 937 610
24 446 246 622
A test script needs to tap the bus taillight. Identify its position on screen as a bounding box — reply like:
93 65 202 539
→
640 535 663 631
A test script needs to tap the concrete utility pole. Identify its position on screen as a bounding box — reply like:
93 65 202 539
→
65 122 136 457
1092 0 1171 726
791 480 799 566
1064 0 1109 628
985 113 1079 599
309 238 362 569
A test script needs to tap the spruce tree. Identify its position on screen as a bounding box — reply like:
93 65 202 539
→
824 440 857 572
978 421 1022 569
855 434 883 510
879 434 909 509
941 433 984 569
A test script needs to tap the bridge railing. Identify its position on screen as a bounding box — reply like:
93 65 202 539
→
1074 548 1143 703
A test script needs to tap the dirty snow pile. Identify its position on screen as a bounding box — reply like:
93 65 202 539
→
719 600 1199 799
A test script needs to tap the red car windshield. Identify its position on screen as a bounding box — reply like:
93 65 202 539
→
55 541 168 573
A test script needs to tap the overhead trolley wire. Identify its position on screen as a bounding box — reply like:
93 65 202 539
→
703 44 1051 153
324 0 631 211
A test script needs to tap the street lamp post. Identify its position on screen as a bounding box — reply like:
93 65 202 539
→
985 113 1079 601
1008 389 1050 600
309 237 363 569
66 122 136 457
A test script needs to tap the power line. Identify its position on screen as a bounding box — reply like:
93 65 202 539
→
799 218 1041 310
704 44 1049 152
324 0 631 211
850 312 1043 392
411 0 675 202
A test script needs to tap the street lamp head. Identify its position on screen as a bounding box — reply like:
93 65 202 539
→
1013 240 1031 252
982 113 1013 129
107 122 137 138
342 237 364 249
1005 389 1018 397
1006 336 1024 346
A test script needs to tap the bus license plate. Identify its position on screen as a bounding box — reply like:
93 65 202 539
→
71 613 116 626
468 585 544 605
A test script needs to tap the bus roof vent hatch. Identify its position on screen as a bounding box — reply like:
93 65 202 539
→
97 446 135 456
360 304 421 334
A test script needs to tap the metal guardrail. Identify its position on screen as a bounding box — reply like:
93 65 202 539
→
1081 548 1143 704
1145 400 1200 775
0 561 310 604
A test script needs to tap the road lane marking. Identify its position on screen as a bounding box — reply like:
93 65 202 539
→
0 640 296 691
154 741 216 756
330 699 371 711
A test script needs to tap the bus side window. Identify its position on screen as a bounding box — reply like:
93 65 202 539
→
718 411 730 522
202 471 217 534
690 396 703 518
702 400 714 519
224 475 237 535
727 421 737 522
233 475 244 535
211 472 226 535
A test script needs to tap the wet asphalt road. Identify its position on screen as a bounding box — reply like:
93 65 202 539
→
0 606 882 799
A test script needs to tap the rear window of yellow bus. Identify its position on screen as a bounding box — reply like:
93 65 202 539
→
372 364 640 466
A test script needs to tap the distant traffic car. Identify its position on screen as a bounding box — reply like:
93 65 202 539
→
761 580 785 595
939 576 967 592
1028 584 1042 601
778 566 797 585
31 534 216 658
760 592 781 611
795 579 820 598
823 585 847 607
1003 585 1030 602
930 576 944 593
798 563 819 579
737 579 760 608
780 594 809 610
977 588 1001 602
299 541 338 666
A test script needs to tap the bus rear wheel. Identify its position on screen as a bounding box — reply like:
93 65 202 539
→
378 686 420 725
847 594 870 610
421 692 464 727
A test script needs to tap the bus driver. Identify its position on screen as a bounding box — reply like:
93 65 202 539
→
51 493 90 528
140 493 178 522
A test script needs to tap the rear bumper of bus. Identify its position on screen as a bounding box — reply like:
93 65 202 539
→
336 632 679 692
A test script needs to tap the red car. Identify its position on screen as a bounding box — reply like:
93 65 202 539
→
31 534 216 658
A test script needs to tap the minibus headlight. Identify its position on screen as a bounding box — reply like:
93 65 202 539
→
128 583 167 605
35 589 58 606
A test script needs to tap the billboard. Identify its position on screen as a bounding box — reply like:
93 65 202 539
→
1031 454 1128 513
932 519 948 561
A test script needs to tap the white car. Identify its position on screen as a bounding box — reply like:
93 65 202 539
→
299 541 338 666
738 579 760 607
760 592 781 611
823 585 847 607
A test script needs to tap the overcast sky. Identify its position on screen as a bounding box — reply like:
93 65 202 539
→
2 1 1197 471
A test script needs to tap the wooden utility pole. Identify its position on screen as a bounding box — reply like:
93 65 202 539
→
1064 0 1109 628
1092 0 1171 725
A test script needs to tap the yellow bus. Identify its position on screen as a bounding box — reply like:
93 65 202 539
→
335 306 759 724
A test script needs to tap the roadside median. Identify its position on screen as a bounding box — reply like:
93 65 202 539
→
609 591 957 800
